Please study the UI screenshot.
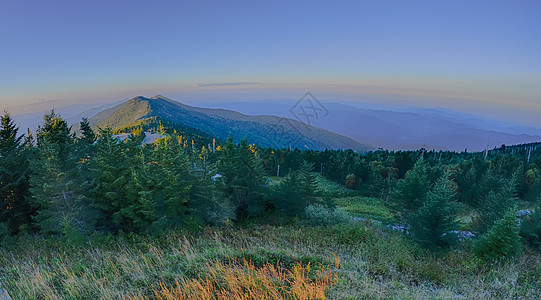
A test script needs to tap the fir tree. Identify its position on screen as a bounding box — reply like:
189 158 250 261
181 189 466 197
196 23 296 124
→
79 118 95 145
520 197 541 250
234 138 266 219
217 136 237 183
90 127 131 232
474 207 521 262
151 136 193 229
76 118 96 194
272 171 305 217
299 160 318 205
411 172 459 250
216 137 266 220
475 169 519 233
30 111 93 235
115 146 157 233
524 165 541 202
109 132 164 233
0 112 33 233
392 158 430 225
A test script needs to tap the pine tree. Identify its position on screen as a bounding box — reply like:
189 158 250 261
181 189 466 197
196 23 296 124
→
411 172 459 250
474 207 521 262
0 112 33 233
392 158 430 225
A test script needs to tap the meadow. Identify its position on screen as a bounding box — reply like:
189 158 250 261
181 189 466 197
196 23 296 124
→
2 177 541 300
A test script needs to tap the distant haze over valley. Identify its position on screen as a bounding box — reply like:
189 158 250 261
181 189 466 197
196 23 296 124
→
202 100 541 152
9 95 541 152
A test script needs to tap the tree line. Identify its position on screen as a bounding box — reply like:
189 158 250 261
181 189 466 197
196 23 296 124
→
0 111 321 238
2 110 541 261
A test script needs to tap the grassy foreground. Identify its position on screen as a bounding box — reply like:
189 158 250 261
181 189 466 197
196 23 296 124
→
1 221 541 299
2 177 541 299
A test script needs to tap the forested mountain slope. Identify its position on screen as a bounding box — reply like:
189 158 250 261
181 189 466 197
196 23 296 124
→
86 96 371 152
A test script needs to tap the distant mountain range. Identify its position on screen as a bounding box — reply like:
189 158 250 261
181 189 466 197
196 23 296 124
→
203 101 541 152
82 96 371 152
11 95 541 152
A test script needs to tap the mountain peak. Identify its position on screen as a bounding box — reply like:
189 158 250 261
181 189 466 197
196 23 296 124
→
86 96 371 152
127 95 178 107
131 96 150 101
150 95 170 101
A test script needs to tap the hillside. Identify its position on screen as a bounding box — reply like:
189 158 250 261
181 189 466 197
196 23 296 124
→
86 95 371 151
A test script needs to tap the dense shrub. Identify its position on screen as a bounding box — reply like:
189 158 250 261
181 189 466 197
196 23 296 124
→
304 204 350 226
474 208 521 262
520 204 541 250
345 174 357 189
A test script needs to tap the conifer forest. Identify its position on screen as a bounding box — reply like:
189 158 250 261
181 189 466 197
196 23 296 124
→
1 111 541 299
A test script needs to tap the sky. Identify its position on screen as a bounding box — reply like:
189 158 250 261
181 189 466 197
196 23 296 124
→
1 0 540 125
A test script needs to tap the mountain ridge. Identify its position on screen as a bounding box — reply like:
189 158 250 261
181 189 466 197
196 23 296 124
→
85 95 372 152
201 100 541 151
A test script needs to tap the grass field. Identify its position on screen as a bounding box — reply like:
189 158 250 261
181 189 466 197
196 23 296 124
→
1 177 541 299
2 223 541 299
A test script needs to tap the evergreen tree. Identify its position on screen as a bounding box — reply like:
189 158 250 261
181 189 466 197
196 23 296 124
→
365 160 396 199
299 160 318 205
475 169 519 233
30 111 93 235
392 158 430 225
474 207 521 262
0 113 33 233
90 127 131 232
216 137 266 221
234 138 266 219
272 171 305 217
115 136 157 233
520 197 541 250
411 172 459 250
79 118 95 145
151 136 193 229
192 137 234 226
524 164 541 202
76 118 96 195
216 136 237 183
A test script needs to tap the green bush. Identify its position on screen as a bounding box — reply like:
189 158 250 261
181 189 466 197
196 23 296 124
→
474 208 521 262
334 196 395 223
304 204 350 226
520 206 541 250
0 222 12 247
332 223 374 245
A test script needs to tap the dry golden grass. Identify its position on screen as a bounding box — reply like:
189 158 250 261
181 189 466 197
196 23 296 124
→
127 258 338 300
3 225 541 299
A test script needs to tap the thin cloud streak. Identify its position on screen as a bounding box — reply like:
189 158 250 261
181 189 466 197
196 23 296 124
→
190 82 261 88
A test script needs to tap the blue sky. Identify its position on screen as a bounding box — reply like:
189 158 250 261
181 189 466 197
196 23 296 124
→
1 1 540 123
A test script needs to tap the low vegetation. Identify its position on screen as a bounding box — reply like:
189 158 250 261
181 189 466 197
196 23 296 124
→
2 111 541 298
2 221 541 299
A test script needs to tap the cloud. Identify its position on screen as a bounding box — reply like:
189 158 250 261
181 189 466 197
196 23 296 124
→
191 82 261 88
